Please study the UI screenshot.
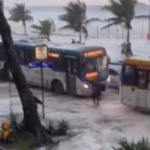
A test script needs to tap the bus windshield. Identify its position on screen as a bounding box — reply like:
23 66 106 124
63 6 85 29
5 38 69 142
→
121 65 138 86
83 55 108 81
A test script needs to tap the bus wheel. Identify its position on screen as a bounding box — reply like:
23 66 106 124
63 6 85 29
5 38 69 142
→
52 80 64 94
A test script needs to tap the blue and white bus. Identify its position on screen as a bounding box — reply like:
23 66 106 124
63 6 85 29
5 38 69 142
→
0 40 110 96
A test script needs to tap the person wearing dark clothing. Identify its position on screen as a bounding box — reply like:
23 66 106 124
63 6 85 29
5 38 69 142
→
120 41 126 55
91 84 102 106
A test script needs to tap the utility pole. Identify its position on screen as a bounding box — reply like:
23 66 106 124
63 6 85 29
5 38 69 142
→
40 63 45 119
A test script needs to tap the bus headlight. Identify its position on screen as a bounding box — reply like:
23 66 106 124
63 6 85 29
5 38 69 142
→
107 76 110 82
83 83 89 88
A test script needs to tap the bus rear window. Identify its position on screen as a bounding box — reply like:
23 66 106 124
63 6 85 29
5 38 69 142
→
122 65 138 86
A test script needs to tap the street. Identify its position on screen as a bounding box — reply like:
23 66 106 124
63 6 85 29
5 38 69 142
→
0 82 149 150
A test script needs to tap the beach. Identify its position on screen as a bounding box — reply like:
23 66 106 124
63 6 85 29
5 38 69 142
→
0 5 150 150
3 6 150 38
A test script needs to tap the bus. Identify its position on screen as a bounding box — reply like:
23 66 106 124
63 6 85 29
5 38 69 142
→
0 40 110 96
120 56 150 112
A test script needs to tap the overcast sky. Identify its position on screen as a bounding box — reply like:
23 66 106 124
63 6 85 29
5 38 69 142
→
4 0 149 6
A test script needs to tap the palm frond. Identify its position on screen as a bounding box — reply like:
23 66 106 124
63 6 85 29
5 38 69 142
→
31 19 55 37
8 3 33 23
135 15 149 19
101 21 120 30
58 0 91 35
103 17 120 22
59 25 74 31
102 0 122 16
25 15 33 22
31 25 42 31
84 18 101 25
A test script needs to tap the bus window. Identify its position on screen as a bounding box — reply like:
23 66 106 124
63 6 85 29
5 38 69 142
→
122 65 138 86
48 53 64 71
138 71 146 89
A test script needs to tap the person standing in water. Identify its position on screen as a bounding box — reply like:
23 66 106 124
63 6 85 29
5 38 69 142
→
119 41 126 61
91 84 102 107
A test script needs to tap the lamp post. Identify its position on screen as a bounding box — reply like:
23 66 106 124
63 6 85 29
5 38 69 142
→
8 71 11 98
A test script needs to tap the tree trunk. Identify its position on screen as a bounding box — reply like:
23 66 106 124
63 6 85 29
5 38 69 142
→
116 25 118 38
23 21 27 35
126 28 133 57
79 28 82 43
107 22 110 38
0 8 52 143
121 25 124 38
47 34 50 41
126 28 130 45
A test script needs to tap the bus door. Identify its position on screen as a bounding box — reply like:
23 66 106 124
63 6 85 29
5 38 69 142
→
146 72 150 109
121 65 138 107
137 70 147 108
64 56 77 95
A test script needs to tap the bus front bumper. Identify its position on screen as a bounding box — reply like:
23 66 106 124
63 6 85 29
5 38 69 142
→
79 82 106 96
79 83 92 96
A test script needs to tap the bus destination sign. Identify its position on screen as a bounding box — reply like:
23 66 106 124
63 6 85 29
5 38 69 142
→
83 50 103 58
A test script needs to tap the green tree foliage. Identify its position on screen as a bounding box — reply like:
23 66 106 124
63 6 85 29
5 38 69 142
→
8 3 33 35
59 0 101 43
31 19 55 41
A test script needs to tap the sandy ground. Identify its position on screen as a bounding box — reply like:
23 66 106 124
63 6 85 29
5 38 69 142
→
0 83 150 150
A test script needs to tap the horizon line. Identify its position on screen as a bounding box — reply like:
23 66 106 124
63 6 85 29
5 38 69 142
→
4 2 148 7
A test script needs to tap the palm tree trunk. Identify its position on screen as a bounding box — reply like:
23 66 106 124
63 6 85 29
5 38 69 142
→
141 21 144 38
79 30 82 43
107 22 110 38
47 35 50 41
23 21 27 35
126 28 133 57
0 8 52 143
116 25 118 38
121 25 124 37
126 28 130 44
79 28 82 43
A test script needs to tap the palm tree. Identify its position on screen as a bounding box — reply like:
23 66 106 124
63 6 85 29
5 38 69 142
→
101 0 138 45
8 3 33 35
59 0 101 43
31 19 55 41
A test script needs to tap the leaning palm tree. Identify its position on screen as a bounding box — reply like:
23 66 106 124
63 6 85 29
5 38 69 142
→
31 19 55 41
101 0 137 45
8 3 33 35
59 0 101 43
101 0 142 58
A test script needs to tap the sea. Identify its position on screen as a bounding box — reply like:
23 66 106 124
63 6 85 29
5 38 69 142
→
3 6 150 38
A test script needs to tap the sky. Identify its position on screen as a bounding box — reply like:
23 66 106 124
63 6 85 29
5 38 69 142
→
4 0 149 6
